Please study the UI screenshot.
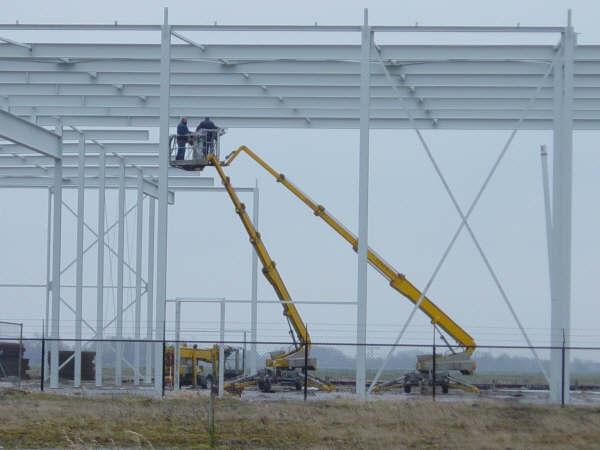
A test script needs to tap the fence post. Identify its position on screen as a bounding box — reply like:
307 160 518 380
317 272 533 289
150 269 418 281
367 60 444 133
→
208 383 215 445
304 323 308 401
161 323 166 397
561 328 566 406
17 323 23 389
40 325 45 392
432 325 436 401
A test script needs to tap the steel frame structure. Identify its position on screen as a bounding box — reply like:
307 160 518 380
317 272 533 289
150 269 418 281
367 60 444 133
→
0 7 588 402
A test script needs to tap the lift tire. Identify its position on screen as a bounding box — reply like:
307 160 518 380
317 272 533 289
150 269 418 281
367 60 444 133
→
404 385 411 394
295 380 302 391
442 383 449 394
261 380 272 393
205 375 214 391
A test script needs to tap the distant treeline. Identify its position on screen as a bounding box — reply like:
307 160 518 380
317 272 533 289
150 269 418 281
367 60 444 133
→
16 339 600 373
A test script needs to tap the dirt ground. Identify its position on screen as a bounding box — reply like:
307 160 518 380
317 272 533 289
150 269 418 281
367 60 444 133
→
1 389 600 449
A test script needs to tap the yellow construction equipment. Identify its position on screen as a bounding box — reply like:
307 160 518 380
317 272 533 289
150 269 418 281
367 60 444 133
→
164 344 243 389
208 154 333 393
221 145 477 393
168 137 477 394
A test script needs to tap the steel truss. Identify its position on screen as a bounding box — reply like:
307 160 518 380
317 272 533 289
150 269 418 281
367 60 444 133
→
0 7 583 402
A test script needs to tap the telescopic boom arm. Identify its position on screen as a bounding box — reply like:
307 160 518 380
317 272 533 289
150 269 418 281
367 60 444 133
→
209 154 310 367
224 145 476 355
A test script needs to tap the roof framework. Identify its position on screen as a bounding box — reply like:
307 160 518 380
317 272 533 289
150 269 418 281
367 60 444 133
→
0 10 585 403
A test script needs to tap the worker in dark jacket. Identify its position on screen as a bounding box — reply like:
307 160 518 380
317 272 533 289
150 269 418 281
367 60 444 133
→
176 117 190 160
196 116 218 156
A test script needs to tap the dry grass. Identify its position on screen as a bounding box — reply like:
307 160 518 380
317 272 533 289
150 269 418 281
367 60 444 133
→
1 389 600 449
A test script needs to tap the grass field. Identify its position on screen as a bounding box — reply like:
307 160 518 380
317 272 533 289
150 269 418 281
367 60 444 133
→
2 389 600 449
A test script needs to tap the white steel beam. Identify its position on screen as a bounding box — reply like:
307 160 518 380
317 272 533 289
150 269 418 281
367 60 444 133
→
0 109 61 158
550 17 576 404
0 143 159 156
174 300 181 391
0 43 565 61
0 176 178 202
218 301 225 398
95 148 105 387
155 6 170 394
73 132 85 387
134 170 144 385
145 197 155 384
249 182 259 376
15 114 592 130
355 9 370 399
115 157 126 386
49 120 63 388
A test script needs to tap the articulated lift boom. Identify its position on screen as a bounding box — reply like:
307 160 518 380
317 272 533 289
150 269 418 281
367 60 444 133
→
223 146 477 380
209 155 310 367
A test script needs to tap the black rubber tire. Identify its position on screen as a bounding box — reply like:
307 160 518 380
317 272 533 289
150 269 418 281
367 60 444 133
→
442 383 449 394
404 384 411 393
262 380 272 393
295 380 302 391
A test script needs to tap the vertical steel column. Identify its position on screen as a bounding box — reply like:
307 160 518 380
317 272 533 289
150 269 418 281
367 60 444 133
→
218 301 225 398
44 188 52 379
249 182 259 376
174 300 181 391
50 120 63 389
550 12 575 404
74 132 85 387
355 8 371 398
95 148 106 386
115 157 126 386
155 6 171 393
145 198 156 384
134 170 144 385
540 145 554 272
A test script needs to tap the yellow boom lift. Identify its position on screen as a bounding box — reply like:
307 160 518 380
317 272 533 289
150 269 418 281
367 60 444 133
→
169 133 477 393
221 146 478 394
169 131 333 393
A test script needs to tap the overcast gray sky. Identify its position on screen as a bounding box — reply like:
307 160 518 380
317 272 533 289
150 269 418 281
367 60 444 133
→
1 0 599 358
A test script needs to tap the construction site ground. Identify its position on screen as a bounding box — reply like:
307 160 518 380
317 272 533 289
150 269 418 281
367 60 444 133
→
2 388 600 449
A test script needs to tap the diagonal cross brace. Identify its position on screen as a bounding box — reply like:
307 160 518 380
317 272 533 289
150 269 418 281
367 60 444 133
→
367 46 554 392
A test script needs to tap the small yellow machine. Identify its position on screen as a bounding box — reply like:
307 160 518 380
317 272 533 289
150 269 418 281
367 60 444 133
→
165 344 243 389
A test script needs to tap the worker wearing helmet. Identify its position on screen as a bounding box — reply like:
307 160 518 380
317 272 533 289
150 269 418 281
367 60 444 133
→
176 117 190 160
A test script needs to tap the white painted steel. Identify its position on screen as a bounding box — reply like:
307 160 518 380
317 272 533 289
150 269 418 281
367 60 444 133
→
134 170 144 385
355 9 370 399
174 300 181 391
249 183 259 376
0 109 61 158
145 198 156 384
218 301 225 398
540 145 554 271
154 7 170 394
550 17 575 404
74 133 85 387
49 120 63 389
95 148 106 387
44 188 52 379
115 158 126 386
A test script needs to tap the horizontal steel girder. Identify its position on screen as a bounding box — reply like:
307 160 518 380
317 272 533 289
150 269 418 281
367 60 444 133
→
0 165 206 179
0 43 571 61
4 115 586 130
0 142 158 155
0 109 61 158
0 176 176 202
